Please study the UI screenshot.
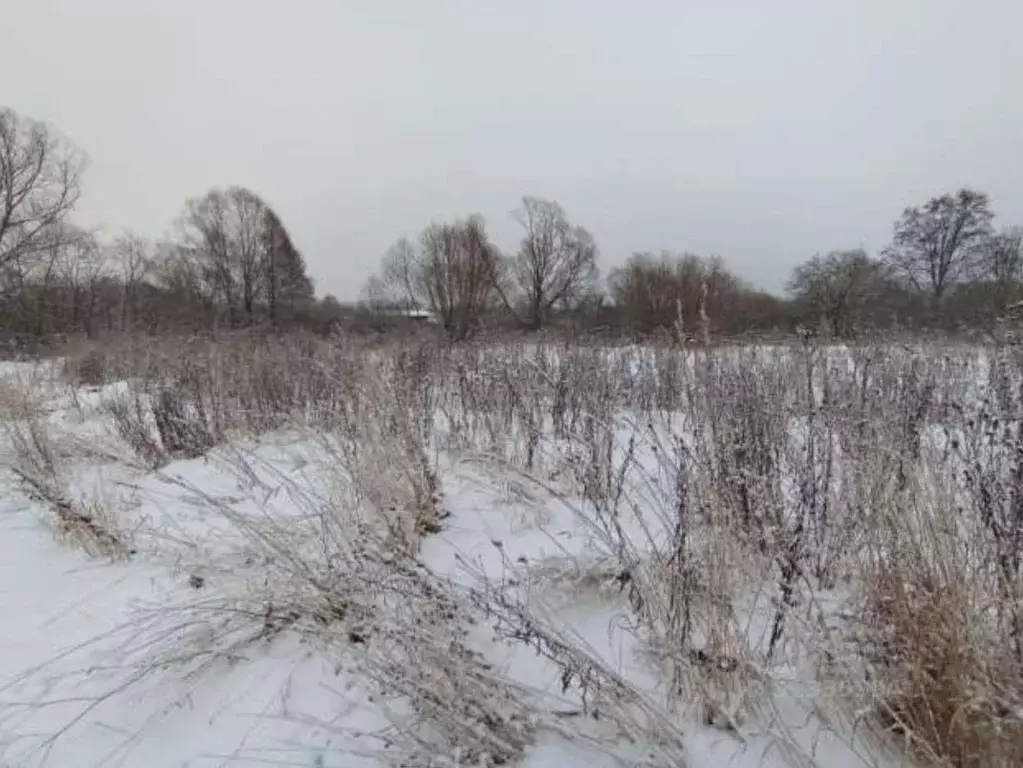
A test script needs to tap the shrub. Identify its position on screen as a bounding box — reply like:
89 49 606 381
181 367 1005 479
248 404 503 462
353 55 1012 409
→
62 345 110 387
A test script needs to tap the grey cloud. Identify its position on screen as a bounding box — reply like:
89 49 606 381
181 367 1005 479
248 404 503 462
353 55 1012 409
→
3 0 1021 297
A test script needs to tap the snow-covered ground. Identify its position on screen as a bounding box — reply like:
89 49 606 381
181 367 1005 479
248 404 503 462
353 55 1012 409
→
0 358 901 767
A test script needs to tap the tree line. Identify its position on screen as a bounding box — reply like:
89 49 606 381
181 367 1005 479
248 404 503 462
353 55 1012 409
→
363 187 1022 339
0 107 320 348
3 104 1021 347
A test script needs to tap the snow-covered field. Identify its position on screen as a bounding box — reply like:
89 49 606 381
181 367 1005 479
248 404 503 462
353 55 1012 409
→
0 339 1017 767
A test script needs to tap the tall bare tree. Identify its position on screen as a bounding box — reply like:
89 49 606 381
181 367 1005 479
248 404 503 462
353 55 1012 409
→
179 190 236 327
262 208 313 326
788 250 888 337
0 108 84 273
26 233 66 336
378 237 421 311
57 231 94 333
505 196 598 330
884 188 994 298
372 216 502 339
64 235 108 337
178 187 313 329
112 232 152 331
230 189 266 323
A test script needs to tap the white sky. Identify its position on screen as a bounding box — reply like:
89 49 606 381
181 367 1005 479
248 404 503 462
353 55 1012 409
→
3 0 1022 298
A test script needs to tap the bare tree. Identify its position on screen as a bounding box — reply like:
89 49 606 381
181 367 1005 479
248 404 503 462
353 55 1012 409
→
0 108 84 273
178 187 312 329
153 242 214 331
359 274 393 311
378 237 421 311
505 197 598 330
57 233 88 332
179 187 264 326
884 189 994 298
371 216 502 338
112 232 152 331
26 234 66 337
972 227 1023 313
788 250 888 337
55 230 107 336
608 253 676 331
262 208 314 326
608 252 741 334
79 242 109 337
179 190 236 327
229 189 265 323
1 224 102 337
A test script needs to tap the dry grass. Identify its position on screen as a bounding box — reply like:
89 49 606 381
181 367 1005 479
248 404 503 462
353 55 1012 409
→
0 370 132 560
16 331 1023 765
413 335 1022 766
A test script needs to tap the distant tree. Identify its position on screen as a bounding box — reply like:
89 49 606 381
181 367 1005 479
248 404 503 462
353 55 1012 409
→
177 187 313 329
977 227 1023 312
559 291 620 332
503 196 598 330
376 237 421 312
152 241 214 332
56 230 107 336
788 250 887 337
231 191 265 322
23 232 67 336
609 252 685 332
0 108 84 273
285 293 348 336
178 190 236 327
371 215 502 339
608 252 740 334
111 232 152 331
359 274 394 311
319 293 346 319
884 189 994 298
262 208 313 326
414 215 502 338
726 290 795 336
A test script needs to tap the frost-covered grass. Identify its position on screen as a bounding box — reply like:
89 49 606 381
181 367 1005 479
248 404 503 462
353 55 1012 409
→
1 333 1022 766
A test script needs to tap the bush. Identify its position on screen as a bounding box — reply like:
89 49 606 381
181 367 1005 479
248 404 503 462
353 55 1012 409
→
62 345 111 387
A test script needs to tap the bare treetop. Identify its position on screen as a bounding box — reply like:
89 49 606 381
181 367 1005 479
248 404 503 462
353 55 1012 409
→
0 108 84 272
174 186 314 328
506 196 598 330
883 189 994 298
369 215 502 338
978 227 1023 285
973 226 1023 312
788 250 888 337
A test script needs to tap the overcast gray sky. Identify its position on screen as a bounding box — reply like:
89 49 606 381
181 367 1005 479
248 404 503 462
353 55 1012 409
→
3 0 1022 298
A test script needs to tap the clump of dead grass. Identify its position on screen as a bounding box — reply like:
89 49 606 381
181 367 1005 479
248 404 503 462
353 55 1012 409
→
0 373 131 560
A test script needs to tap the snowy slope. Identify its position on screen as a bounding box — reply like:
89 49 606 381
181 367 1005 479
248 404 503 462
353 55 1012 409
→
0 363 892 767
0 458 394 767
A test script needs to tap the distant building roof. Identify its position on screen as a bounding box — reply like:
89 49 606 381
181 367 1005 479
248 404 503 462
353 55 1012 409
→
376 307 437 322
400 308 434 319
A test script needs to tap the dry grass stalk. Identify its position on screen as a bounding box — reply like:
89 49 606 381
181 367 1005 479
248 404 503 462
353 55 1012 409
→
0 373 131 560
